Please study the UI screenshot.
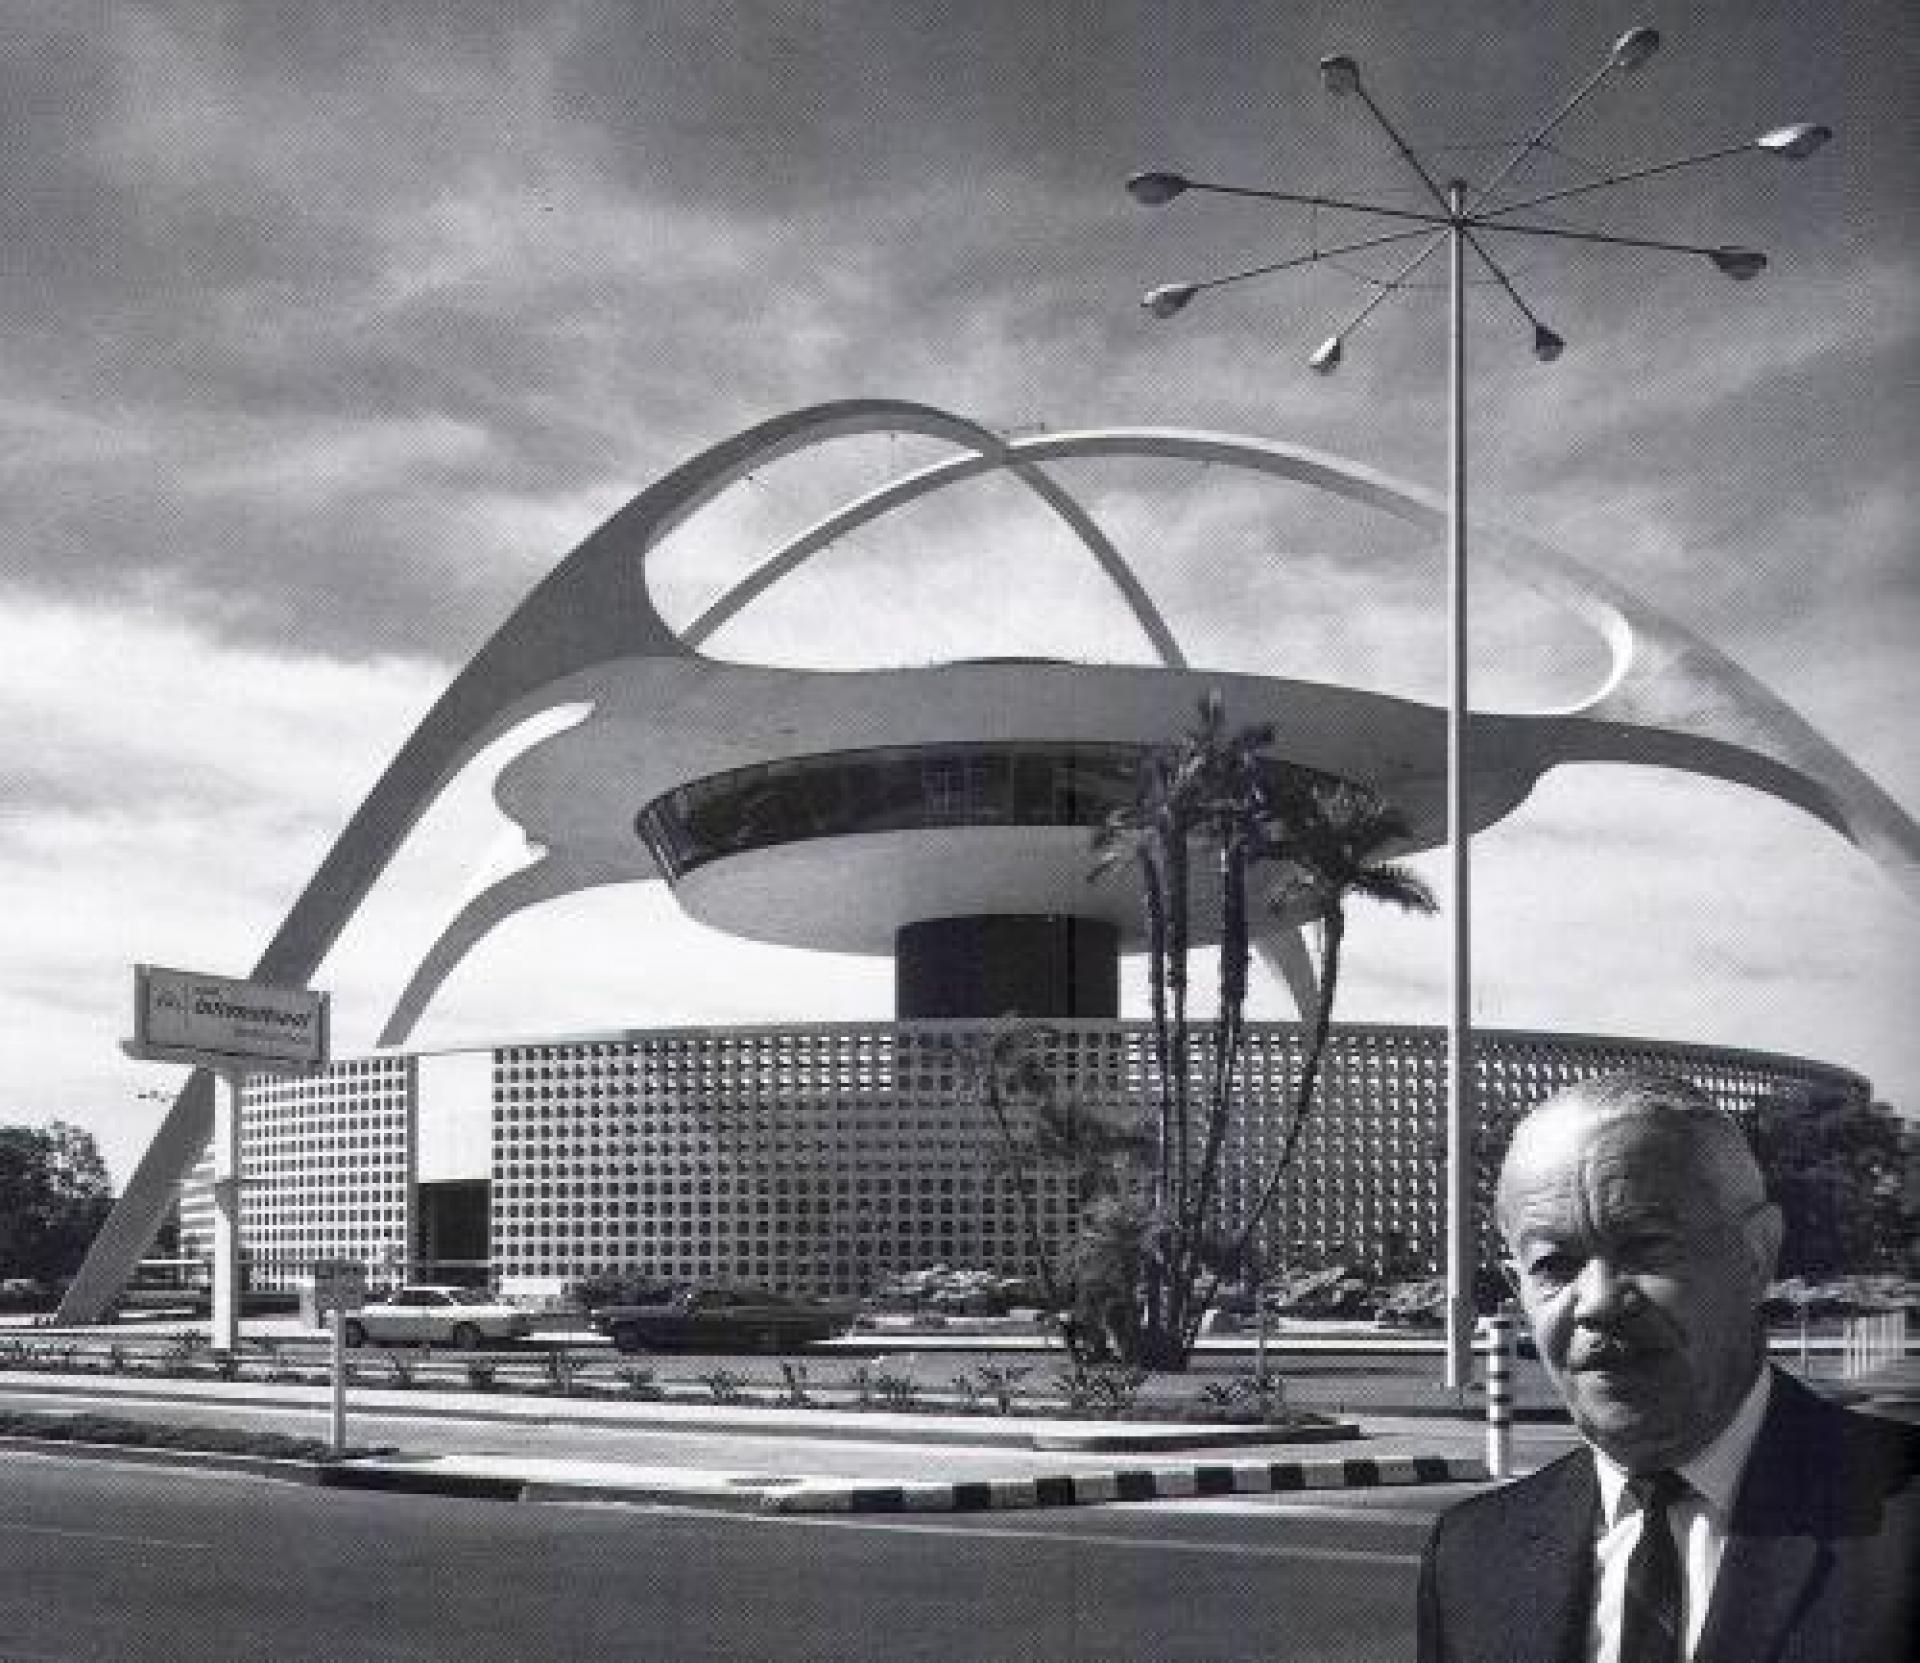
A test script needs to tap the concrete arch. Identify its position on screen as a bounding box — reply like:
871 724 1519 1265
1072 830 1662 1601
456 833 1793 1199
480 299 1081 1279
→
685 452 1188 667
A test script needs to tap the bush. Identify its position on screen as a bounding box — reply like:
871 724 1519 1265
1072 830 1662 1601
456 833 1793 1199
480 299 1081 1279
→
1054 1360 1148 1418
871 1370 920 1410
382 1350 420 1389
616 1365 662 1399
697 1368 748 1405
974 1362 1031 1415
1196 1372 1288 1422
542 1347 581 1395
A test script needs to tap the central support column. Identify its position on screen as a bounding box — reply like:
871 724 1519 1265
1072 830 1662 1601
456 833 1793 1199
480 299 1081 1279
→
895 915 1119 1019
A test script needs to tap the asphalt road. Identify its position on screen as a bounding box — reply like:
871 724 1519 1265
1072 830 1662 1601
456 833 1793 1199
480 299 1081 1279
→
1 1452 1449 1662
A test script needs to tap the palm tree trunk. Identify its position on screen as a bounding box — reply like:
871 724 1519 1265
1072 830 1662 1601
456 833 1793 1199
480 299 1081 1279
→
1229 905 1347 1269
1186 828 1249 1308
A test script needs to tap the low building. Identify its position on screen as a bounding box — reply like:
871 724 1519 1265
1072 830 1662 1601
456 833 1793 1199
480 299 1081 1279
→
184 1020 1866 1299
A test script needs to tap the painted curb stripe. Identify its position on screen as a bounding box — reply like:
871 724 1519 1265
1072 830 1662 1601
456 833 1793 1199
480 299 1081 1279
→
759 1456 1486 1514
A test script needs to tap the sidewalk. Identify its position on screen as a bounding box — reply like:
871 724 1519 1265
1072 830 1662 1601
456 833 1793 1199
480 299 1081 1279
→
0 1367 1502 1515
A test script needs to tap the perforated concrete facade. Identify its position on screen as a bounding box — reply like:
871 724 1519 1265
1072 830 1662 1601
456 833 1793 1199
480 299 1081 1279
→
210 1022 1865 1296
230 1055 414 1289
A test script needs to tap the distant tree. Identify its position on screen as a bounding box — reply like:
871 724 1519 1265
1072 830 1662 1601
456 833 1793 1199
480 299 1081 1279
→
1748 1088 1912 1277
0 1122 114 1283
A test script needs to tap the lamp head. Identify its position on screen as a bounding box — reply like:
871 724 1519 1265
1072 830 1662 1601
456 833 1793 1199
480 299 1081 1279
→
1126 170 1191 206
1308 334 1343 374
1755 123 1832 160
1142 282 1200 319
1709 246 1768 281
1609 27 1661 73
1533 324 1566 363
1319 55 1362 97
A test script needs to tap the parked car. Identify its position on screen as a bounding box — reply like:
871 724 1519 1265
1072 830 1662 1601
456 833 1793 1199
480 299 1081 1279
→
339 1285 531 1349
591 1284 851 1353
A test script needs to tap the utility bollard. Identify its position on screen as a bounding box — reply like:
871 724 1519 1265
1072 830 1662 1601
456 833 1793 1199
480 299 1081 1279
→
1484 1313 1516 1478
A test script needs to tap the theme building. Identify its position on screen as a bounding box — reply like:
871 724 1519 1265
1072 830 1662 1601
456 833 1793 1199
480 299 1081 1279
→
75 401 1916 1321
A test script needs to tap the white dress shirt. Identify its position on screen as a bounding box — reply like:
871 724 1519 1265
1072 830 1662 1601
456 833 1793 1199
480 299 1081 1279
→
1586 1367 1772 1663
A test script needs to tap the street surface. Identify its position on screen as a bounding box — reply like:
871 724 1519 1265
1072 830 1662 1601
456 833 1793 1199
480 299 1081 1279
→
1 1451 1456 1662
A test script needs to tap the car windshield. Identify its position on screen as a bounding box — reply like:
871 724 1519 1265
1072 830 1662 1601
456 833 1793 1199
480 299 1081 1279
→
448 1289 498 1306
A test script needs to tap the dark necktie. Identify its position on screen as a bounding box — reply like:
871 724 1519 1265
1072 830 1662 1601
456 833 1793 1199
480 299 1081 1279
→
1619 1469 1687 1663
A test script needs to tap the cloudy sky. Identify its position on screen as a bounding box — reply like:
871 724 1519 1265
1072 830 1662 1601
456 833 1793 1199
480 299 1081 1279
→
2 0 1913 1187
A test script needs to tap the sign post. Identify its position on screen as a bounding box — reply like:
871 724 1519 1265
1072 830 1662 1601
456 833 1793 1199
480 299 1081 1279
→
124 965 329 1356
311 1258 367 1456
209 1067 244 1356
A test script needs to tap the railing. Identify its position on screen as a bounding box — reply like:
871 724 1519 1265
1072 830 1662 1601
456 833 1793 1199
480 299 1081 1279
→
1839 1310 1908 1379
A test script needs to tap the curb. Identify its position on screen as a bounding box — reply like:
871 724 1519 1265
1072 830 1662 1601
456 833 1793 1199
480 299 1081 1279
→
761 1454 1488 1514
2 1434 1486 1514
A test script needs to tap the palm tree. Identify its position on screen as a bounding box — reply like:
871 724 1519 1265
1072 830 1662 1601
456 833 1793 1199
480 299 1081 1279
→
1090 697 1439 1368
1093 692 1285 1367
1225 779 1438 1271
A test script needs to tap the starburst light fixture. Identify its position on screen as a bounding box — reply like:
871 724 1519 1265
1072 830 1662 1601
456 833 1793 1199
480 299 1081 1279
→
1126 23 1829 1390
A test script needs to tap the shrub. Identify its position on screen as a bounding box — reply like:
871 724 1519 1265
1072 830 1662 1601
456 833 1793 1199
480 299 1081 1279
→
163 1332 209 1369
779 1361 813 1407
258 1341 302 1384
616 1365 662 1399
1054 1360 1148 1418
1195 1372 1288 1422
871 1370 919 1410
697 1368 748 1405
975 1362 1031 1416
842 1364 875 1408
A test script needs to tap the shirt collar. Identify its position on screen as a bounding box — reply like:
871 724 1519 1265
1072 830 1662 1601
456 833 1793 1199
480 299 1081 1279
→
1592 1364 1773 1527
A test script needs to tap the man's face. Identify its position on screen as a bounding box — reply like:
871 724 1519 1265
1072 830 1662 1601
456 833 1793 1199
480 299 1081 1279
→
1499 1109 1780 1472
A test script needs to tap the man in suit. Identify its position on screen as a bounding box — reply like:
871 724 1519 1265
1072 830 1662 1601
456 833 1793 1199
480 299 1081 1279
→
1417 1070 1916 1662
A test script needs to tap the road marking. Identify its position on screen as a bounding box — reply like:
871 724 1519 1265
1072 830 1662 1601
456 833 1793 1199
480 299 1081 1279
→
3 1522 214 1550
748 1511 1420 1566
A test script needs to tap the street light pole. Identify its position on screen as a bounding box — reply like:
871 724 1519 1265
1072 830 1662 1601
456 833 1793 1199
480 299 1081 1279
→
1444 178 1474 1390
1123 25 1827 1393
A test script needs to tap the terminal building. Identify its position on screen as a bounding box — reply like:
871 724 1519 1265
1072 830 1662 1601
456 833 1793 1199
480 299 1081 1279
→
181 1022 1865 1299
75 400 1916 1324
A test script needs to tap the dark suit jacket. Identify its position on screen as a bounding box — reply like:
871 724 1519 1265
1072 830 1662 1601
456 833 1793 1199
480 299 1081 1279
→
1417 1369 1918 1663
